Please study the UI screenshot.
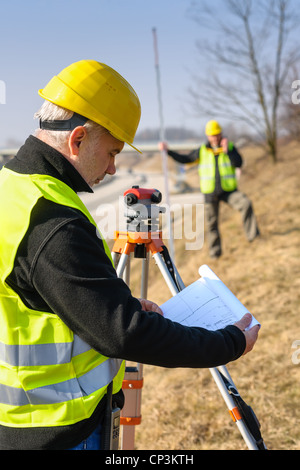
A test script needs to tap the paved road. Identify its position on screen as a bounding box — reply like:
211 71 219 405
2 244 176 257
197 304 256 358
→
80 170 202 213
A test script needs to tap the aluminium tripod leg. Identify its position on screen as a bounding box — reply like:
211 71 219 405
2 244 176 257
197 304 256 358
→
113 252 130 279
112 249 146 450
153 250 266 450
152 252 179 296
209 368 261 450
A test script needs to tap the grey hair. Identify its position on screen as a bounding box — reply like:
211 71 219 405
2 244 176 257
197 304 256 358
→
34 101 108 151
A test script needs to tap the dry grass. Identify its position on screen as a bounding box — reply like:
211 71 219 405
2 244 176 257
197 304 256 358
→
121 140 300 450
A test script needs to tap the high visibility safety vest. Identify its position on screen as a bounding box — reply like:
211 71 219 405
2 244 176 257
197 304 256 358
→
198 143 237 194
0 167 125 428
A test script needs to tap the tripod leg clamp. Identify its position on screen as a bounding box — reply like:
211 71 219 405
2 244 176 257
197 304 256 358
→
229 406 242 423
220 372 266 450
120 373 143 426
122 378 144 389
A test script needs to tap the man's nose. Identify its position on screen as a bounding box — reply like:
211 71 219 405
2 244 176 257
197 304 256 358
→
106 157 116 175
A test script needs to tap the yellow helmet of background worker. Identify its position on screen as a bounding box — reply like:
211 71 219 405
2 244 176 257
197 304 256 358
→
38 60 142 153
205 120 222 136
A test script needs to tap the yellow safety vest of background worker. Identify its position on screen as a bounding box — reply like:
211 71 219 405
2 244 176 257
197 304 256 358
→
161 120 260 258
199 120 237 194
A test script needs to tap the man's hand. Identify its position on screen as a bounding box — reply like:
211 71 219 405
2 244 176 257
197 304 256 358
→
220 137 228 154
158 141 168 152
234 313 260 356
138 298 163 315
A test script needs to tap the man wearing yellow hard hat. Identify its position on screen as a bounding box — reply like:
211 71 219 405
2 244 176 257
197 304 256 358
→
161 120 260 258
0 62 259 449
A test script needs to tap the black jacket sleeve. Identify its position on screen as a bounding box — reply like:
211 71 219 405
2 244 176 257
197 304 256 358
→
228 145 243 168
167 148 200 164
10 199 246 369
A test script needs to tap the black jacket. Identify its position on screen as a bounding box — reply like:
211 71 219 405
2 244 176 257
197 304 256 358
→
1 135 246 449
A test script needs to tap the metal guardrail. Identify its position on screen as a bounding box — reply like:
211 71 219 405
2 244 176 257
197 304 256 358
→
0 138 247 162
0 148 19 157
0 142 202 159
0 142 203 169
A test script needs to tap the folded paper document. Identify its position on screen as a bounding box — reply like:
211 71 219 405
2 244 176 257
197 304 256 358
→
160 265 260 331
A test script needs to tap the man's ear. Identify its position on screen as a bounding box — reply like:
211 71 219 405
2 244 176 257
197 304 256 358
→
68 126 88 156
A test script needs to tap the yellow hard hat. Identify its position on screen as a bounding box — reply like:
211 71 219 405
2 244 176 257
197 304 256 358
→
205 120 222 136
38 60 142 153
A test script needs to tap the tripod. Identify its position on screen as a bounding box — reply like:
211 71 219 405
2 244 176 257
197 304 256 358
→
111 186 266 451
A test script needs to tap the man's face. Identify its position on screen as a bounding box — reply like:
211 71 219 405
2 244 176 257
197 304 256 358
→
207 133 222 148
77 131 124 187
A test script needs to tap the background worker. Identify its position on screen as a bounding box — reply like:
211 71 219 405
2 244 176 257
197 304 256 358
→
0 62 260 450
160 120 260 258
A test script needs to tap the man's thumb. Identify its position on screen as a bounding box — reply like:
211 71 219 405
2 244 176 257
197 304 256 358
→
234 313 252 331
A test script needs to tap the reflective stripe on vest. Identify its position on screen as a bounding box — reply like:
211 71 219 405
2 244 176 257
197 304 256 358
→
0 356 123 406
198 143 237 193
0 167 125 427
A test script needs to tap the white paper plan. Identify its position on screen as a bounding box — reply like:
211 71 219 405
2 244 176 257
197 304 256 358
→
160 265 260 331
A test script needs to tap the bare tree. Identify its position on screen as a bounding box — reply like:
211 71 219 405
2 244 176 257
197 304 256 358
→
187 0 300 162
281 100 300 142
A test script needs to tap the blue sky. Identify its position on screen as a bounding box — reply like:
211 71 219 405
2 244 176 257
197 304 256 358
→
0 0 219 147
1 0 297 148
